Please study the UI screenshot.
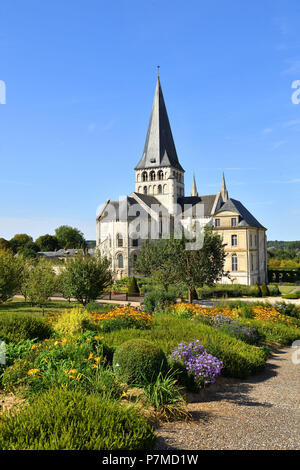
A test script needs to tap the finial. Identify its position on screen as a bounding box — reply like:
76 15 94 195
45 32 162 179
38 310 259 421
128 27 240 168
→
157 65 160 78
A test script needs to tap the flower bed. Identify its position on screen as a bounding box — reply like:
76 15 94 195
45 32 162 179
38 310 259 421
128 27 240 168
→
91 306 152 332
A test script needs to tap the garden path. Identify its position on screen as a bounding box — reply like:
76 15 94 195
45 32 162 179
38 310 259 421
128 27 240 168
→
156 347 300 450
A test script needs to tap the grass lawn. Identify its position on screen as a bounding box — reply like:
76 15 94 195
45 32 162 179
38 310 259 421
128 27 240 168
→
278 286 300 294
0 298 113 317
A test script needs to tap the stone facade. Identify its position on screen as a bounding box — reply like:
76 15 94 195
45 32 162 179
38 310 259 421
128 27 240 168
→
96 77 268 285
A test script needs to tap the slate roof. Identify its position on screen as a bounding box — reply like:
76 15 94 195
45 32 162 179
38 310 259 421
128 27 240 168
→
177 194 217 217
135 77 184 172
215 198 266 229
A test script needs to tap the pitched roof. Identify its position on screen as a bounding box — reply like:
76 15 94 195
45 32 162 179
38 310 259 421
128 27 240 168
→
177 194 217 217
215 198 266 229
135 77 184 172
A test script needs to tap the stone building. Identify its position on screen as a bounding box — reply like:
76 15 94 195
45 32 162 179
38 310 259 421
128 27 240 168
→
96 76 267 285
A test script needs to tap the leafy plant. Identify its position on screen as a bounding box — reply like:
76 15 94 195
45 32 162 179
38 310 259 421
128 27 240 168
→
0 388 156 450
0 314 53 344
113 339 168 386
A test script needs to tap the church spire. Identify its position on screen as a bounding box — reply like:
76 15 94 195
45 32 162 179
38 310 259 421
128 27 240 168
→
135 75 184 172
191 173 198 197
220 172 228 202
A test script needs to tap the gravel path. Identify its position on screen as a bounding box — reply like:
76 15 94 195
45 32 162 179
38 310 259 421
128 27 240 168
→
156 347 300 450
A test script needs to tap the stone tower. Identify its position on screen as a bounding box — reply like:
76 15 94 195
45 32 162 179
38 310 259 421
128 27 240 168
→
134 76 185 213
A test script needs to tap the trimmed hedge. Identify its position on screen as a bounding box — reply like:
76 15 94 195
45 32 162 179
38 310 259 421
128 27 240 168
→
0 314 53 344
0 388 156 450
106 315 266 379
113 339 168 385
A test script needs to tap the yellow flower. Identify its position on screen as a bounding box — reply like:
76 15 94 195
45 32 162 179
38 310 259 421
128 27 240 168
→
76 373 82 381
86 338 91 342
121 392 128 398
88 352 94 360
28 369 40 375
31 345 37 350
92 364 97 369
94 357 101 362
54 341 59 346
68 369 77 374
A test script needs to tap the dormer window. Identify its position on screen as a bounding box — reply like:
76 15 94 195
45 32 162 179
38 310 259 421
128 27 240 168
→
150 158 156 163
215 218 220 227
231 218 237 227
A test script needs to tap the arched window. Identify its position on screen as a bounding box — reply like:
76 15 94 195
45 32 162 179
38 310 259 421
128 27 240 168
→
163 184 168 194
116 233 123 247
142 171 148 182
158 170 164 180
143 186 147 195
158 184 162 194
150 170 155 181
117 253 124 269
232 254 238 272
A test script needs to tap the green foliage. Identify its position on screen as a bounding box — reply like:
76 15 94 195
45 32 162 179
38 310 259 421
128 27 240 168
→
2 333 117 396
59 255 112 306
240 318 300 345
142 290 177 313
261 282 270 297
53 307 97 337
0 238 11 252
268 284 280 296
142 369 189 420
249 283 262 297
282 291 300 299
128 276 140 295
0 314 53 344
0 250 22 303
55 225 86 249
21 258 57 307
113 339 168 386
198 283 279 299
0 388 156 450
35 234 60 252
9 234 33 254
273 301 300 319
106 315 266 379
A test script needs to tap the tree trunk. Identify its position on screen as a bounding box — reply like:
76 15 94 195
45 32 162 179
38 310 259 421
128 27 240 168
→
188 287 192 303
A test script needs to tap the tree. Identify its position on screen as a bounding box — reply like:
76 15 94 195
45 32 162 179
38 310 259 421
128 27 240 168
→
55 225 86 249
0 250 22 303
135 238 180 292
18 241 39 259
135 228 226 302
36 234 60 252
59 254 112 306
0 238 11 252
22 258 58 308
175 228 226 302
128 276 140 295
10 234 33 254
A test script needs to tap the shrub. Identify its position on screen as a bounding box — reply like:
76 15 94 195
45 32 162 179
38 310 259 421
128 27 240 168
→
142 291 177 313
91 306 151 332
113 339 168 385
105 315 266 379
249 283 262 297
240 319 300 346
268 284 280 296
261 282 270 297
142 369 189 421
2 333 118 396
21 258 58 308
170 340 223 388
273 301 300 319
282 292 300 299
0 388 156 450
208 314 260 344
53 307 97 337
128 277 140 295
0 315 53 344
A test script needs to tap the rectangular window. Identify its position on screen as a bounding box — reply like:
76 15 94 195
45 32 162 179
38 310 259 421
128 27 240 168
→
255 235 257 246
132 239 138 247
231 234 237 246
231 218 237 227
215 218 220 227
250 234 252 247
232 254 238 271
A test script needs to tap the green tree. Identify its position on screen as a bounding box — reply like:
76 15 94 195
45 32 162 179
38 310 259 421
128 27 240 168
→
55 226 86 249
59 255 112 306
18 241 39 259
10 234 33 254
0 250 22 303
22 258 58 308
36 234 60 252
135 238 180 292
0 238 11 252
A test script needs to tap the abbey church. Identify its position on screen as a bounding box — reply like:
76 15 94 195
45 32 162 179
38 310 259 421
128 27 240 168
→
96 76 268 285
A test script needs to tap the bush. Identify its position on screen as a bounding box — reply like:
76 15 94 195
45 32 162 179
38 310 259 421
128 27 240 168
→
0 388 156 450
273 301 300 319
21 258 58 307
0 250 21 303
249 283 262 297
268 284 280 296
113 339 168 385
53 307 97 337
261 282 270 297
0 315 53 344
239 318 300 346
2 332 117 395
91 306 152 332
142 291 177 313
105 315 266 379
282 291 300 299
128 277 140 295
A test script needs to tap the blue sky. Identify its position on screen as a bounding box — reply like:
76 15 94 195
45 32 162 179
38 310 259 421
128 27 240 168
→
0 0 299 241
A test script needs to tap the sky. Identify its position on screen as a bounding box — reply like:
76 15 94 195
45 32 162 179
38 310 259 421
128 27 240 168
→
0 0 299 241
